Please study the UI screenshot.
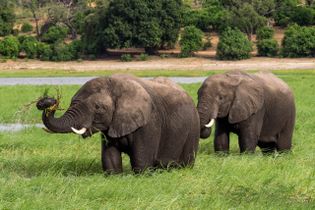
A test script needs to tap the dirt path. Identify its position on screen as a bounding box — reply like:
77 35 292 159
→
1 57 315 72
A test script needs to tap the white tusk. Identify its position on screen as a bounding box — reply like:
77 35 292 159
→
205 119 215 128
71 127 87 135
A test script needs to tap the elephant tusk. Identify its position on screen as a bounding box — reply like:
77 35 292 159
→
205 119 215 128
71 127 87 135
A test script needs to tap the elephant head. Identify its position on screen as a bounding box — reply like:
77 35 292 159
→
36 76 152 138
197 72 264 138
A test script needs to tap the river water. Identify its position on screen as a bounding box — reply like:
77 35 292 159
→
0 77 207 86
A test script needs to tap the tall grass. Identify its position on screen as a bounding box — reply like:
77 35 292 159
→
0 72 314 209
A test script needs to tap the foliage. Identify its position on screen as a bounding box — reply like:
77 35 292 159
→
282 25 315 57
216 27 252 60
120 54 133 62
139 53 149 61
290 6 315 26
256 26 274 40
273 0 299 27
51 42 74 61
0 35 20 58
67 39 82 60
99 0 182 54
180 26 203 57
0 1 16 36
18 35 38 58
21 22 33 33
36 41 53 61
230 3 267 39
41 25 68 44
257 38 279 57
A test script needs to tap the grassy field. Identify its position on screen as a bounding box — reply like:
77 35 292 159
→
0 72 314 209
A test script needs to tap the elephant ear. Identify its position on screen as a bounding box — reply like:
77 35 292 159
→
228 78 264 124
108 79 152 138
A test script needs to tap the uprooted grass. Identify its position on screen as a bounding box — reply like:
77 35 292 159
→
0 72 314 209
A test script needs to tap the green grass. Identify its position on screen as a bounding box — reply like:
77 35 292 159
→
0 73 315 209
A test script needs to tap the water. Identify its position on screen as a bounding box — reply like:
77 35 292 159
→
0 123 44 132
0 77 207 86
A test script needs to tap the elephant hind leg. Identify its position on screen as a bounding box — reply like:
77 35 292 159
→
178 133 199 167
257 141 276 154
276 120 294 153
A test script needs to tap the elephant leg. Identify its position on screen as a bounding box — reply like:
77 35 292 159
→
214 120 230 153
276 122 294 152
179 132 199 167
101 140 123 174
257 141 276 154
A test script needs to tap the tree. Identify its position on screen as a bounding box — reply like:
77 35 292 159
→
100 0 182 54
0 1 16 36
231 3 266 39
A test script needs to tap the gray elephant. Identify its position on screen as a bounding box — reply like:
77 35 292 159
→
36 75 200 173
197 71 295 153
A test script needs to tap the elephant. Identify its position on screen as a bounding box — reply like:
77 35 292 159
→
36 74 200 174
197 71 295 153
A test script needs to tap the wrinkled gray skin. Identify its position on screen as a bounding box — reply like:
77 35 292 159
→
197 71 295 153
36 75 200 174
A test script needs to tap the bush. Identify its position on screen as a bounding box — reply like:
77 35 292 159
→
180 26 203 57
19 36 38 58
282 25 315 57
42 26 68 44
216 28 252 60
256 26 275 40
37 42 53 61
68 40 82 60
291 6 315 26
257 39 279 57
0 35 20 58
139 53 149 61
120 54 132 62
21 22 33 33
51 42 74 61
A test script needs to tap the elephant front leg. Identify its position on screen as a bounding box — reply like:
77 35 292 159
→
101 140 123 174
214 120 230 153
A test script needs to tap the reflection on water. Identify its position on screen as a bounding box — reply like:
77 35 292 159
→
0 123 43 132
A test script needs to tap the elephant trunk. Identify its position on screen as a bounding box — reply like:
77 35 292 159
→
197 99 218 139
42 109 77 133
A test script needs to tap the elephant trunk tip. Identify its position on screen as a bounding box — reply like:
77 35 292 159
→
36 97 58 110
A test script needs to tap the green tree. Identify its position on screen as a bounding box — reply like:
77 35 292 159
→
88 0 182 55
180 26 203 57
216 27 252 60
231 3 266 40
0 1 16 36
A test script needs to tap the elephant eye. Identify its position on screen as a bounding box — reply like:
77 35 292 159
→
218 96 223 100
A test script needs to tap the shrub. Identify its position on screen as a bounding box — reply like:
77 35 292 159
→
180 26 203 57
0 35 20 58
216 27 252 60
21 22 33 33
42 26 68 44
37 42 53 61
68 40 82 60
139 53 149 61
51 42 74 61
19 36 38 58
282 25 315 57
291 6 315 26
256 26 275 40
120 54 132 62
257 39 279 57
